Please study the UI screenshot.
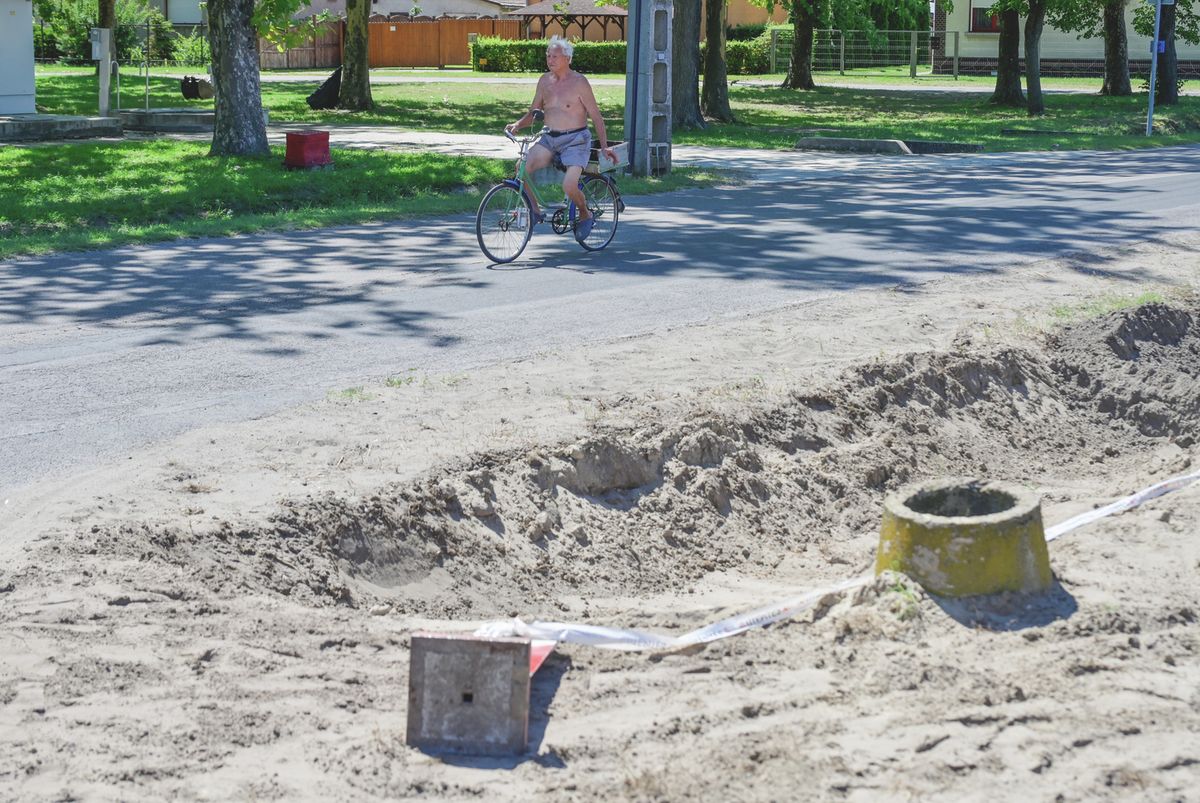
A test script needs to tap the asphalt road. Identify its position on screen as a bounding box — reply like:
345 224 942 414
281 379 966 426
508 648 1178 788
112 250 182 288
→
2 143 1199 496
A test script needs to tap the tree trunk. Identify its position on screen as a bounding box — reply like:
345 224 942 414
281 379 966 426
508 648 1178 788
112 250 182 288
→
207 0 269 157
1025 0 1046 115
783 0 818 90
1155 3 1178 106
98 0 116 73
340 0 374 110
989 9 1025 106
672 0 705 130
1099 0 1131 96
701 0 734 120
98 0 116 38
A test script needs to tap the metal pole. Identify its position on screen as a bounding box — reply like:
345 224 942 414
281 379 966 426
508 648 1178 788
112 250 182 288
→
770 28 777 74
909 30 918 78
839 30 845 75
145 20 151 110
953 31 959 79
1146 0 1163 135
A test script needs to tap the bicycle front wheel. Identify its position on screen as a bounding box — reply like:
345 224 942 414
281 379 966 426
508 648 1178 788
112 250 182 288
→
476 184 533 264
577 175 620 252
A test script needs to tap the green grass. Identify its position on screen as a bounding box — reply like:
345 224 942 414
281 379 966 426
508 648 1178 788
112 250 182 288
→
259 80 628 136
35 73 626 136
754 65 1122 90
331 386 371 401
673 84 1200 151
38 71 1200 153
18 70 1199 256
36 73 215 116
1049 290 1167 322
0 139 722 258
385 370 420 387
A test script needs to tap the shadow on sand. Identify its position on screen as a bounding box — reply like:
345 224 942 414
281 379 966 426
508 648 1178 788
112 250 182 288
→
931 579 1078 631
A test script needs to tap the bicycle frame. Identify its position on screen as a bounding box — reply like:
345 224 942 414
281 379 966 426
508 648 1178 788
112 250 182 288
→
504 127 580 226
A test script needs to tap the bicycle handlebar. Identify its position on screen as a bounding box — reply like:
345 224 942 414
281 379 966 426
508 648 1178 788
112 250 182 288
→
504 126 550 148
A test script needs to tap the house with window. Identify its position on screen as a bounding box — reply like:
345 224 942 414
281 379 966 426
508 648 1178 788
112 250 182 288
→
147 0 204 24
934 0 1200 75
1 0 36 114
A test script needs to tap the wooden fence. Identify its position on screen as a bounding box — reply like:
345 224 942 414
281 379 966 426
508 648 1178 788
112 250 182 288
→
258 23 342 70
368 19 521 68
258 19 519 69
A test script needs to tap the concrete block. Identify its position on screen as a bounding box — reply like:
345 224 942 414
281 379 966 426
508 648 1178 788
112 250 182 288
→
0 114 121 142
406 632 531 755
119 107 270 133
794 137 914 155
904 140 984 154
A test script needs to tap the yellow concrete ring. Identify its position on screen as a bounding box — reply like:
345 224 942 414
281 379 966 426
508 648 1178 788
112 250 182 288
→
876 479 1053 597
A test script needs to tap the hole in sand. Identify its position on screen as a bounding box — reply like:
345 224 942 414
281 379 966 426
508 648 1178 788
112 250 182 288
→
905 484 1017 518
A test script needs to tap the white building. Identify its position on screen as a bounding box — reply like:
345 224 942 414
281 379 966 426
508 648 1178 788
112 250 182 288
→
936 0 1200 74
147 0 204 24
1 0 36 114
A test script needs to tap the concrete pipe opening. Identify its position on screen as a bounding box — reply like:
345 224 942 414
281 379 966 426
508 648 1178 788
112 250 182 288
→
876 479 1053 598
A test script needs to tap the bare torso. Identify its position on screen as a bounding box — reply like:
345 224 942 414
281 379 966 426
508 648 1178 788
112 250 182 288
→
538 70 589 131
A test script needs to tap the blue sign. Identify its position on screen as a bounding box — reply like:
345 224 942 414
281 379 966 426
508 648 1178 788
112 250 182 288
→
1158 40 1166 53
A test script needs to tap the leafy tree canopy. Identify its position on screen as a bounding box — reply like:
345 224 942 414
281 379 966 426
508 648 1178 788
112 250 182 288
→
1133 0 1200 44
749 0 932 32
253 0 333 50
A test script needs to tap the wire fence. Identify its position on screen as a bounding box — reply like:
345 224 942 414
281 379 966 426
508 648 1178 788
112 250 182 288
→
769 27 1195 80
770 30 946 77
34 20 211 68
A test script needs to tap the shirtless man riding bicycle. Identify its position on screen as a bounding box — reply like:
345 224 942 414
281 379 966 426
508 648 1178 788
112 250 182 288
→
505 36 617 242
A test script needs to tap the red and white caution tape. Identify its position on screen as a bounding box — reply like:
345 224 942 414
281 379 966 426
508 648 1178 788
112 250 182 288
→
476 466 1200 651
1045 466 1200 542
476 575 870 651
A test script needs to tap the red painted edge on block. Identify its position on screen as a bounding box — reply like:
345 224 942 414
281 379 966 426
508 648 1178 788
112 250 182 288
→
529 639 555 675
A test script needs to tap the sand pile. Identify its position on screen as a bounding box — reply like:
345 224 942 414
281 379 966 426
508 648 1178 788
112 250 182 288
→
63 303 1199 622
1 297 1197 801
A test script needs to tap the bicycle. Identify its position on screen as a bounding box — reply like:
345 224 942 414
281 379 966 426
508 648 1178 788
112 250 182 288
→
476 111 626 265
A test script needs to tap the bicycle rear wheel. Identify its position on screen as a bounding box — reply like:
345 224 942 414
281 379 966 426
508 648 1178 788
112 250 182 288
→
476 183 533 264
576 175 619 252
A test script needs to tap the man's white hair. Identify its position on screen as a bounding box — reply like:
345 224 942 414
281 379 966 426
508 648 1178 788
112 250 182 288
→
547 35 574 60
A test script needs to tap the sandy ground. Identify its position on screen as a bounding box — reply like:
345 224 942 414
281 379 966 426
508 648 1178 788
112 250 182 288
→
2 231 1200 801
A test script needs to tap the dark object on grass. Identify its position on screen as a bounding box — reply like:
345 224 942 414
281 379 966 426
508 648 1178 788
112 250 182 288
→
180 76 213 100
307 66 343 110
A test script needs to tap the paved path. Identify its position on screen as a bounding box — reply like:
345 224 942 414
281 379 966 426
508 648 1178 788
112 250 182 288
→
3 141 1199 496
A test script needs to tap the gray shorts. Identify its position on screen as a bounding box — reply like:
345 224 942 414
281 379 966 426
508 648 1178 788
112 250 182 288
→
535 127 591 169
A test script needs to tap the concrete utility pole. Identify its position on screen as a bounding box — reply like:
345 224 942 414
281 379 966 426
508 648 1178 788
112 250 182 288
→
624 0 673 176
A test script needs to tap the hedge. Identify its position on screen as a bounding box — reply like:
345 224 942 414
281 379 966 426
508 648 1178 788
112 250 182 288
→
470 38 626 73
470 33 776 76
700 33 772 75
727 24 766 42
